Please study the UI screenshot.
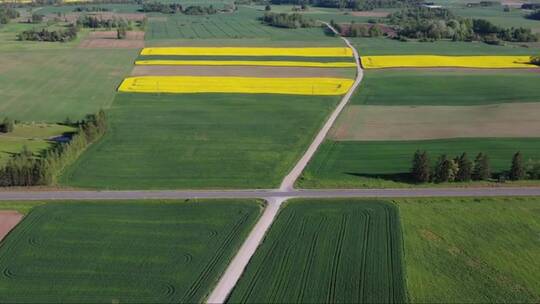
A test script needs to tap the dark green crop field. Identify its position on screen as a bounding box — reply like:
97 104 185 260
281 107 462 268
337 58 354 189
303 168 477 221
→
145 7 342 46
351 37 540 55
61 93 339 189
351 70 540 106
398 197 540 302
0 200 261 303
299 138 540 188
228 199 406 303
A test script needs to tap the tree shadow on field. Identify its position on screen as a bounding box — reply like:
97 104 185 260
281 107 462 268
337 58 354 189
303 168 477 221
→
345 172 415 184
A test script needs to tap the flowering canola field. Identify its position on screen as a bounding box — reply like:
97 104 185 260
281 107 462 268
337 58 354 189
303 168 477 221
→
135 60 357 68
362 55 537 69
118 76 354 95
141 47 354 57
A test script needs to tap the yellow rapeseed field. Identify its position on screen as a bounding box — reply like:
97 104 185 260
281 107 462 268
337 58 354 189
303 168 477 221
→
140 47 353 57
135 60 356 68
118 76 354 95
361 55 537 69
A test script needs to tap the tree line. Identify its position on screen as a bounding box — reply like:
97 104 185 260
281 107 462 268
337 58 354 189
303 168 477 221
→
140 3 217 15
411 150 539 184
388 7 537 43
261 12 315 28
73 6 110 12
76 15 132 29
0 6 19 24
17 24 78 42
331 20 384 37
268 0 423 10
0 111 107 187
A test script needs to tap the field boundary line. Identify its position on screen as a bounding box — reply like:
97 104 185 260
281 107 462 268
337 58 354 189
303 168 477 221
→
279 22 364 191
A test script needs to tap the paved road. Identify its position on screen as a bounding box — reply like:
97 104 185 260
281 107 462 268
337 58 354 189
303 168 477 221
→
279 22 363 191
2 187 540 201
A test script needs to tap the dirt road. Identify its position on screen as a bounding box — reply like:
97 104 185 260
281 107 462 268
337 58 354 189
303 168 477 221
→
0 211 23 242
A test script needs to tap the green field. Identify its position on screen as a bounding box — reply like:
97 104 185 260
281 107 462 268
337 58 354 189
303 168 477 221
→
352 70 540 106
228 199 406 303
145 7 343 46
451 5 540 30
0 200 261 302
398 197 540 302
352 37 540 55
60 93 339 189
0 49 138 122
299 138 540 188
0 123 75 165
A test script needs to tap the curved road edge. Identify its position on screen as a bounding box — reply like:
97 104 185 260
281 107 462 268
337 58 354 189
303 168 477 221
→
207 23 364 304
279 22 363 191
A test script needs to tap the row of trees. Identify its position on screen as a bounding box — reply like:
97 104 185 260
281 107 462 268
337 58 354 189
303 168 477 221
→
0 111 107 187
388 7 537 43
76 15 132 29
140 3 217 15
261 12 315 28
332 21 384 37
268 0 423 10
17 25 78 42
73 6 110 12
0 6 19 24
411 150 537 184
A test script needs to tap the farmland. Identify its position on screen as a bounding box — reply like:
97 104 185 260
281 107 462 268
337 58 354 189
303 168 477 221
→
145 7 341 46
118 76 353 95
397 197 540 302
350 70 540 106
60 93 340 189
299 139 540 188
0 200 262 303
329 103 540 140
350 37 540 56
361 55 538 69
0 49 138 122
228 199 406 303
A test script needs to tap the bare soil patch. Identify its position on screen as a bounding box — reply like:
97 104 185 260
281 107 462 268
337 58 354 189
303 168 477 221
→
0 211 23 242
351 11 390 17
131 65 356 78
79 31 144 49
330 103 540 141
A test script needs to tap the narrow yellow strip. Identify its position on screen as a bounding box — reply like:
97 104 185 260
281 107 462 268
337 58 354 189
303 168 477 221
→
135 60 357 68
362 55 537 69
118 76 354 95
140 47 354 57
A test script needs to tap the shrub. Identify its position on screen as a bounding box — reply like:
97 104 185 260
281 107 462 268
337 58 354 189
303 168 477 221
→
0 117 14 133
